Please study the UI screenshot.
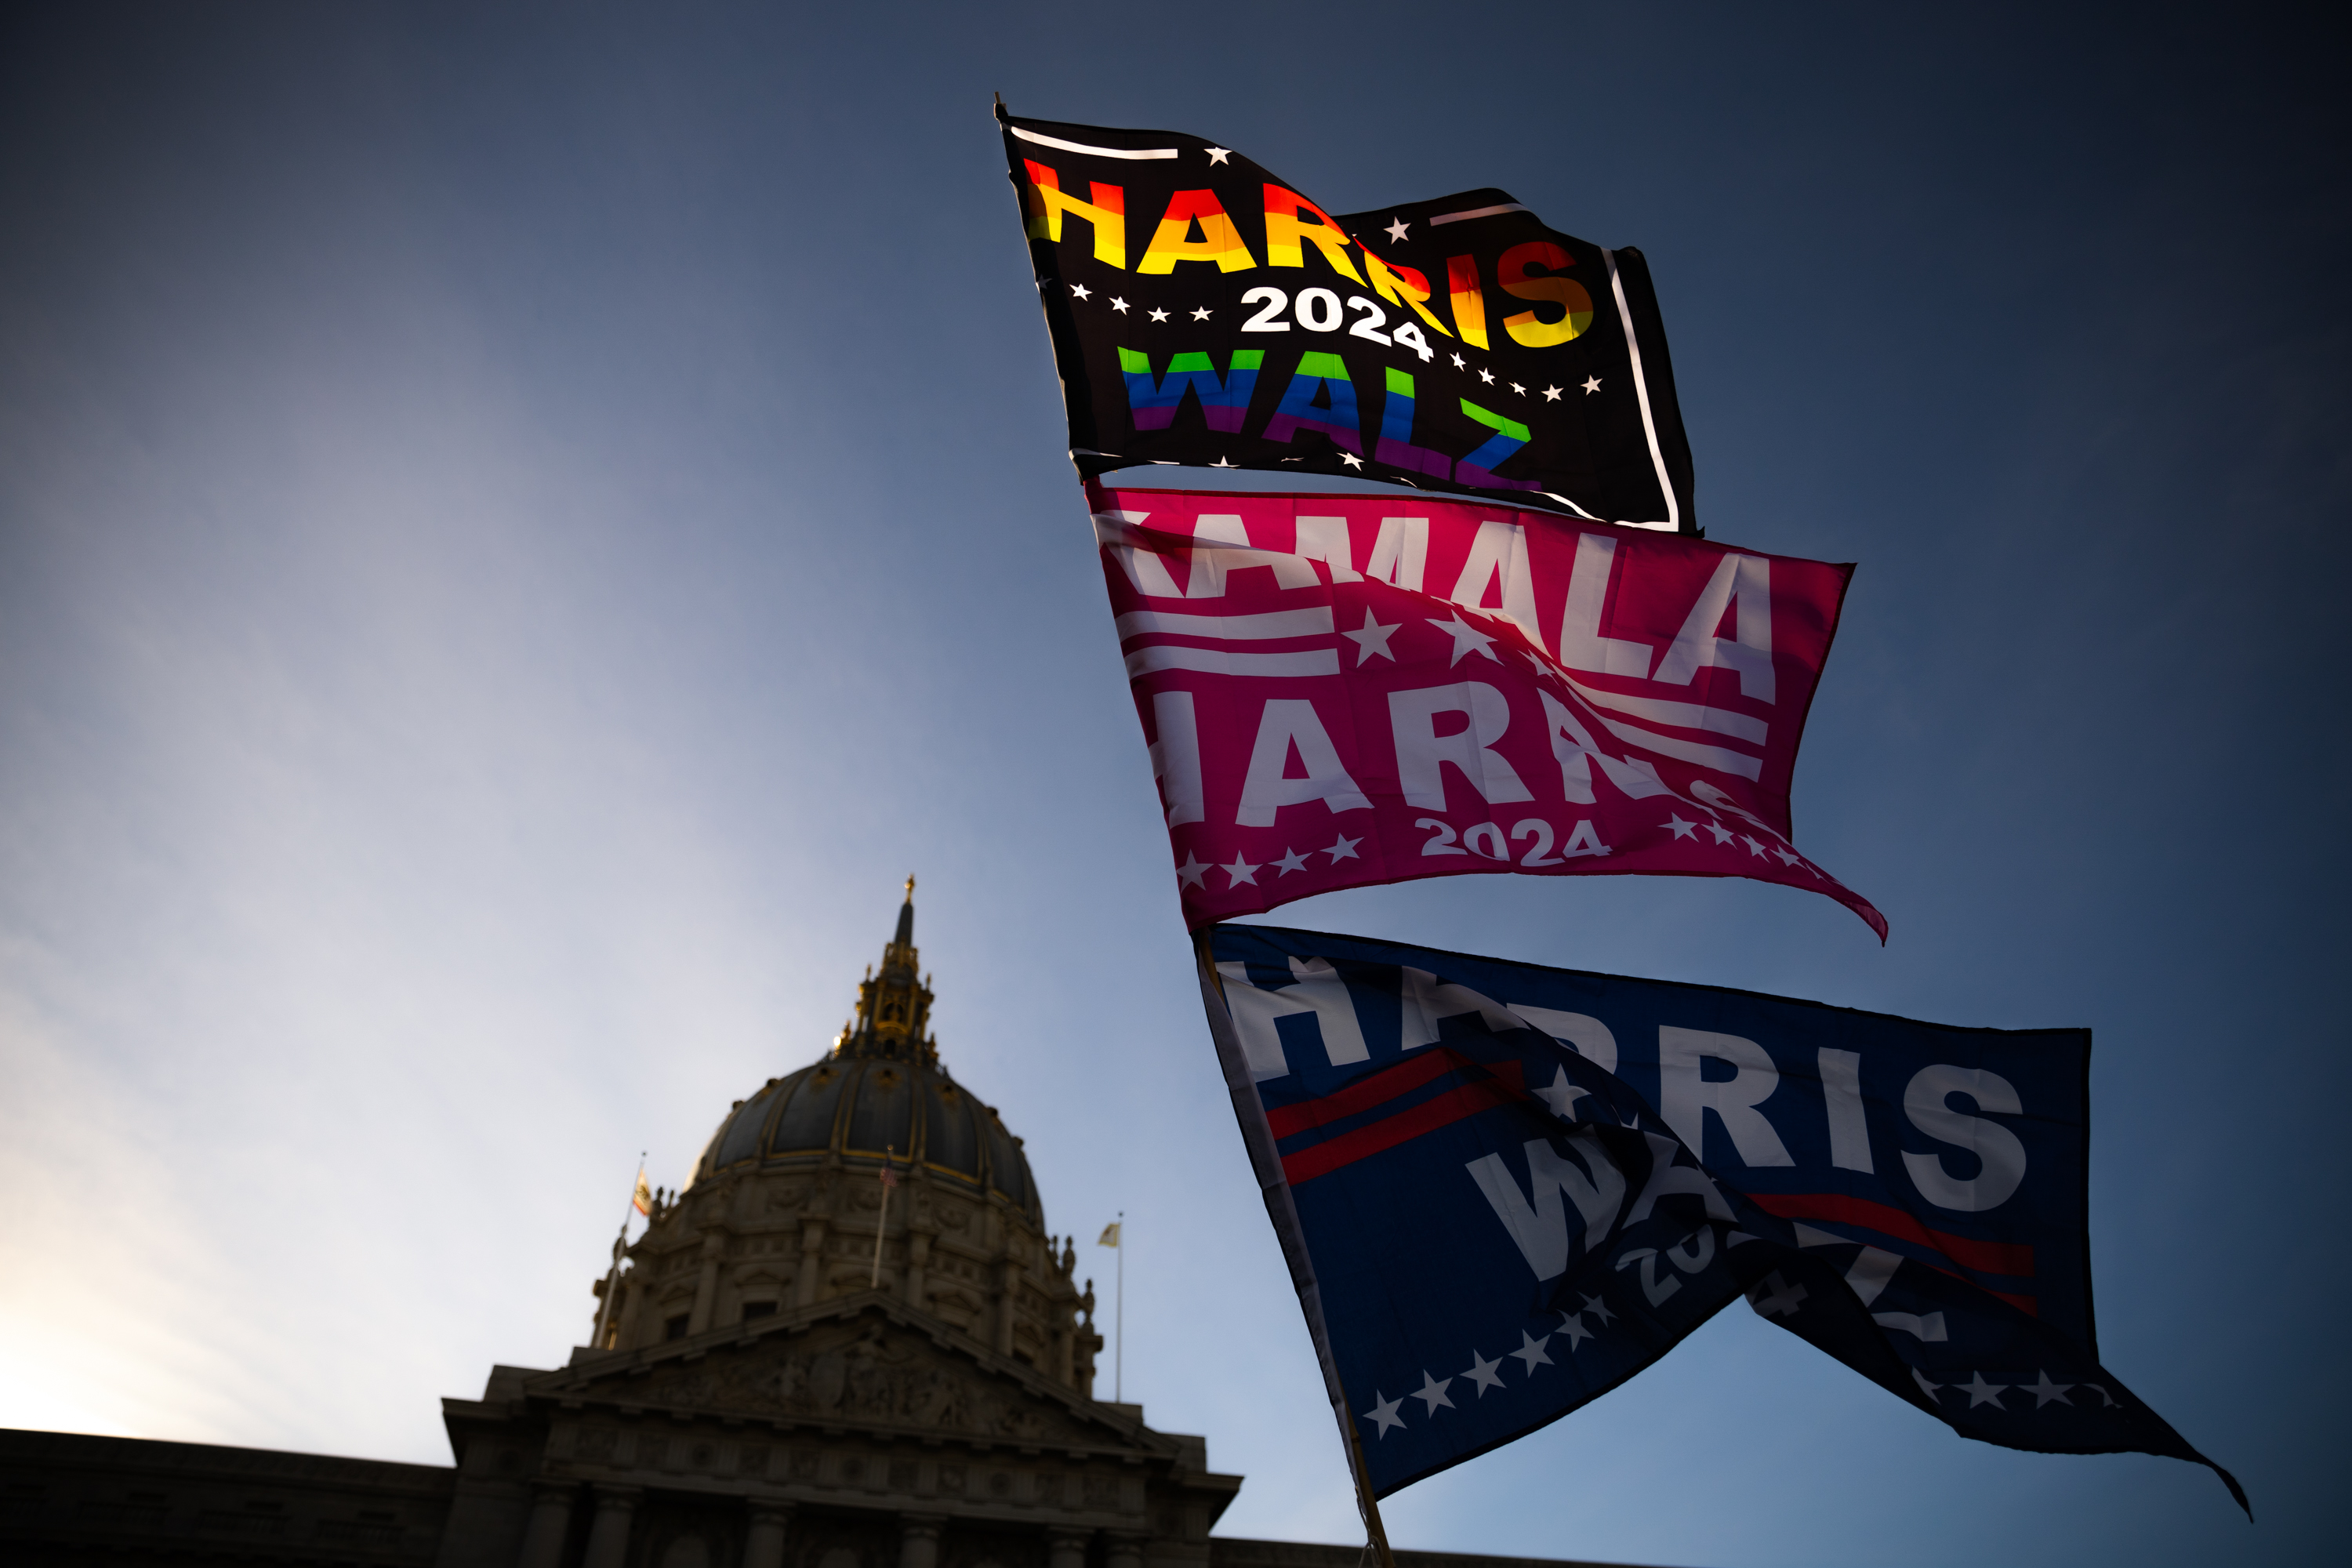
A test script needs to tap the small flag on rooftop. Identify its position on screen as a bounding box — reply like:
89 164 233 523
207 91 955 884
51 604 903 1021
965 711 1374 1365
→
1098 1221 1121 1247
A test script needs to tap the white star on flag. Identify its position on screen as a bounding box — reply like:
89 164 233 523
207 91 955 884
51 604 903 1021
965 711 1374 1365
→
1912 1368 1944 1400
1705 822 1736 844
1221 853 1260 887
1412 1370 1454 1413
1741 834 1769 858
1203 146 1231 165
1111 297 1130 314
1510 382 1526 395
1212 457 1234 467
1273 847 1309 875
1534 1066 1589 1120
1519 649 1565 684
1191 306 1212 321
1323 833 1363 863
1340 452 1363 468
1461 1349 1504 1396
1542 385 1563 401
1478 368 1495 384
1508 1330 1552 1372
1174 852 1210 888
1069 283 1091 299
1580 1293 1615 1326
1148 307 1169 322
1427 614 1499 665
1663 814 1699 840
1385 216 1410 242
1344 609 1399 663
1555 1312 1592 1348
1960 1372 2011 1408
1581 375 1602 394
1774 845 1802 866
1450 352 1465 369
1361 1390 1404 1436
2024 1370 2074 1407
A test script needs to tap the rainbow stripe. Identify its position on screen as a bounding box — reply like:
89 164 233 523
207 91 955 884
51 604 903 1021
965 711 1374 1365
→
1374 367 1451 479
1263 352 1363 452
1455 398 1540 490
1022 159 1127 268
1363 251 1452 336
1138 189 1258 274
1498 241 1592 347
1445 255 1490 350
1118 348 1265 433
1262 186 1366 285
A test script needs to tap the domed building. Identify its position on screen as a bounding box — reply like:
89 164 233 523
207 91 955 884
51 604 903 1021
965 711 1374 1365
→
0 885 1615 1568
426 883 1240 1568
595 881 1094 1392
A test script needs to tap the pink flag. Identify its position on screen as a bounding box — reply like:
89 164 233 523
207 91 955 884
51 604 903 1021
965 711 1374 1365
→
1091 481 1885 939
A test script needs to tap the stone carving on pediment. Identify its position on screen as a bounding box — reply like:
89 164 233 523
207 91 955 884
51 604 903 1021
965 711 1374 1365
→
615 1319 1099 1445
829 1263 892 1294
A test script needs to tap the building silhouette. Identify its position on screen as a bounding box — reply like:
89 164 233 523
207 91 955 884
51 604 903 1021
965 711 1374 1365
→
2 886 1639 1568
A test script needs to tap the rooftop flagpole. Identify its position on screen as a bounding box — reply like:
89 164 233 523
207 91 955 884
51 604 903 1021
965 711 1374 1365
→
871 1145 898 1290
1095 1214 1125 1403
590 1153 650 1351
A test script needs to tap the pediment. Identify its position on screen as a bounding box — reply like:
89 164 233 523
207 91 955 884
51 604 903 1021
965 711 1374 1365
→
536 1299 1153 1454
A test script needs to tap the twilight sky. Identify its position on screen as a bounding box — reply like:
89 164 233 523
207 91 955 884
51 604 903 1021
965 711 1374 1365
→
2 5 2345 1566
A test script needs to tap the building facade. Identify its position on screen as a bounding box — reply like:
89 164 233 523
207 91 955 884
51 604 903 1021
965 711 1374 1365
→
1 887 1645 1568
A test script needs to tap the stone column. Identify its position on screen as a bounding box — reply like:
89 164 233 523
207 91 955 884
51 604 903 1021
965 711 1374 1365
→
742 1502 794 1568
514 1480 575 1568
796 1218 829 1308
689 1229 730 1335
1046 1530 1091 1568
1104 1532 1146 1568
992 1259 1017 1356
904 1229 932 1312
613 1271 644 1350
579 1485 642 1568
897 1514 946 1568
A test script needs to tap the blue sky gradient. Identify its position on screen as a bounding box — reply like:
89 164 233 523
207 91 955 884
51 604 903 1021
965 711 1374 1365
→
2 5 2344 1564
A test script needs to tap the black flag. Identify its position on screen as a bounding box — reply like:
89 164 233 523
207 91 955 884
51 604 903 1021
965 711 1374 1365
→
999 109 1697 532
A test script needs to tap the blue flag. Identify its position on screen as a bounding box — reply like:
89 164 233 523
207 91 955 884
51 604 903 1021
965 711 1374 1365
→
1197 924 2244 1514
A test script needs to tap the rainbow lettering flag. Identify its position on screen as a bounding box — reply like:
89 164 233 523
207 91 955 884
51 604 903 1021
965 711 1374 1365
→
999 109 1696 532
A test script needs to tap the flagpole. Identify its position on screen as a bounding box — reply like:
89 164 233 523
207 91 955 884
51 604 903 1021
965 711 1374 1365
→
590 1152 647 1351
1115 1208 1125 1404
1342 1400 1399 1568
1190 933 1393 1568
870 1145 894 1290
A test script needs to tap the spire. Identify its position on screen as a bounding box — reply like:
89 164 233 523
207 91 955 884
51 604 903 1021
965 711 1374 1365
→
837 877 936 1064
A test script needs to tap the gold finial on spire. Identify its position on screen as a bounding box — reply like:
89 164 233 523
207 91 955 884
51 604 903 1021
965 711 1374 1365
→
845 877 935 1064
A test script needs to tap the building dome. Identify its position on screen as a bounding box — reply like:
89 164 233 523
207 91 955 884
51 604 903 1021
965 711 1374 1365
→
689 881 1040 1223
600 880 1096 1391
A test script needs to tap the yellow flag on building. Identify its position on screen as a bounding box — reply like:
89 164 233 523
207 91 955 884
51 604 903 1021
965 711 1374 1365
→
632 1168 654 1217
1097 1221 1120 1247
